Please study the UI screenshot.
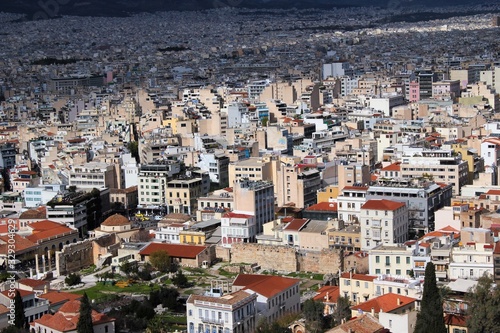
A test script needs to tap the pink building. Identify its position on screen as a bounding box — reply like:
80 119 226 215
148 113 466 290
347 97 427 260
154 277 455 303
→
408 81 420 102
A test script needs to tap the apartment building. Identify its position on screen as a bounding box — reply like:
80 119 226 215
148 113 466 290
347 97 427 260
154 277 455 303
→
339 272 377 304
228 157 273 186
368 244 416 278
376 132 403 162
197 151 230 188
276 164 321 209
336 185 368 224
0 289 49 329
360 199 408 250
138 161 178 209
451 142 484 184
328 223 361 252
220 212 257 247
69 162 117 190
449 241 494 281
186 290 257 333
232 274 301 322
399 150 468 196
165 173 210 215
366 180 453 233
232 179 274 234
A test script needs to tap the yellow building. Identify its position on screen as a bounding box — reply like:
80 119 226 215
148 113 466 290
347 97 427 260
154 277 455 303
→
317 185 339 202
179 230 206 245
451 142 484 184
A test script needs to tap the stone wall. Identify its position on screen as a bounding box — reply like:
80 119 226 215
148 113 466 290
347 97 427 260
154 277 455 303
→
215 245 231 262
55 239 94 275
230 243 344 274
230 243 297 272
297 248 343 274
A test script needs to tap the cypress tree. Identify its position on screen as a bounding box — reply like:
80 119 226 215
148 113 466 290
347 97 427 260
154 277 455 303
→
76 292 94 333
414 262 446 333
13 290 25 329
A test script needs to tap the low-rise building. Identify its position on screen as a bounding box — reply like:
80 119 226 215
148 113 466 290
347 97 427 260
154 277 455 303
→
186 290 257 333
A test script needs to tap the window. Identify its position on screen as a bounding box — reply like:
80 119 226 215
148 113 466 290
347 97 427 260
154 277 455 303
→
406 257 410 264
396 256 400 264
376 256 380 263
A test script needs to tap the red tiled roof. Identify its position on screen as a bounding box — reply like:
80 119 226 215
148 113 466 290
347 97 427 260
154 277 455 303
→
139 242 208 259
340 273 377 282
232 274 299 298
351 293 416 314
39 291 81 305
361 199 405 211
305 202 338 212
283 218 309 231
0 234 38 254
18 279 48 288
381 162 401 172
27 221 77 243
1 289 33 299
342 186 369 192
314 285 340 303
444 314 467 327
223 212 253 219
486 189 500 195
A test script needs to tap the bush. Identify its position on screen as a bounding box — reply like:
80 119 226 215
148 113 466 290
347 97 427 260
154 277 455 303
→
65 273 82 286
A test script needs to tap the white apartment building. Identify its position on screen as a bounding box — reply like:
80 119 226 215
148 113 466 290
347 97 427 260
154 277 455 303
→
369 244 415 278
23 185 63 208
360 199 408 250
220 212 257 247
449 242 494 280
186 290 257 333
337 186 368 224
121 153 139 188
197 151 230 187
481 137 500 170
399 150 468 196
373 275 422 299
154 223 184 243
69 162 117 190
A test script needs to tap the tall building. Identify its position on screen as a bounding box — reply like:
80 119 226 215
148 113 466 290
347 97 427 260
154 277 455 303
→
276 164 321 209
233 179 275 234
417 70 437 100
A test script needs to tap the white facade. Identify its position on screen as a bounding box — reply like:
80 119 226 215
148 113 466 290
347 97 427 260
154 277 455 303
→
23 186 59 207
154 224 184 243
369 244 415 277
221 212 257 247
121 153 139 188
360 199 408 250
186 291 257 333
449 242 494 280
481 138 500 169
379 310 418 333
336 187 368 224
246 284 300 323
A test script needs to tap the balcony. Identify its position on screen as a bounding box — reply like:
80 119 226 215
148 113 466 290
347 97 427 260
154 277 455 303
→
200 317 225 325
372 220 381 228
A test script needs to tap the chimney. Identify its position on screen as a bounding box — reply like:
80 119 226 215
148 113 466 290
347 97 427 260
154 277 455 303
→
397 298 401 306
371 307 375 316
44 283 49 294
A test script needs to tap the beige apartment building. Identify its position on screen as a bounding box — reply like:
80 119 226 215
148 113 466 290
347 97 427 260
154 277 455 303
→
400 150 468 196
338 163 371 189
228 157 273 185
276 164 321 209
328 224 362 252
166 175 210 215
69 162 117 190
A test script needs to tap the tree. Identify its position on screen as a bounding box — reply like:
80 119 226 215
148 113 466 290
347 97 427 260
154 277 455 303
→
128 141 140 163
149 250 172 273
14 290 25 329
76 293 94 333
332 296 351 327
414 262 446 333
172 270 189 288
466 273 500 333
303 299 326 333
256 318 292 333
65 273 82 286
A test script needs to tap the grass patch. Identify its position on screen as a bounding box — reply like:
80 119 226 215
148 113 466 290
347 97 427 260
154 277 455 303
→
74 282 160 301
80 265 96 275
218 268 237 278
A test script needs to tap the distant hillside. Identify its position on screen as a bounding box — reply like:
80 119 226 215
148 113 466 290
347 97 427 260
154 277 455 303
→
0 0 492 19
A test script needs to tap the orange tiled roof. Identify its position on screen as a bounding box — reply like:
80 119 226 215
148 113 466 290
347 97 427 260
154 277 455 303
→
39 291 81 305
486 189 500 195
139 242 207 259
361 199 405 211
380 162 401 172
0 234 37 254
305 202 338 212
340 273 377 282
1 289 33 299
314 285 340 303
232 274 299 298
18 279 48 288
283 218 309 231
351 293 416 314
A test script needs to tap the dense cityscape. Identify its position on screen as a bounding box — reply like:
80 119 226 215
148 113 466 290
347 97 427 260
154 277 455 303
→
0 1 500 333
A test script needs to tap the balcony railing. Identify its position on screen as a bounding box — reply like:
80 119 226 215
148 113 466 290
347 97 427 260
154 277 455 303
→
200 317 225 325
